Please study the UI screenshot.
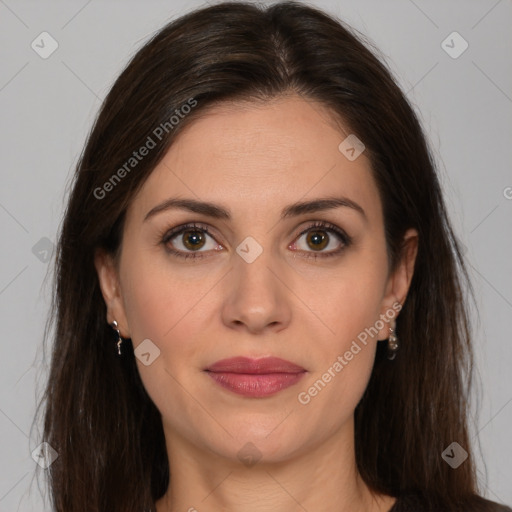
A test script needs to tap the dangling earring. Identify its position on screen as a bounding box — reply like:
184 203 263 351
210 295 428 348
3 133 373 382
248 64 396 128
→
110 320 123 355
387 324 399 360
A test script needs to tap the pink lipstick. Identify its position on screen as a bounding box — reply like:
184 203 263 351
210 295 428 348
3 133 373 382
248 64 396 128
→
205 356 306 398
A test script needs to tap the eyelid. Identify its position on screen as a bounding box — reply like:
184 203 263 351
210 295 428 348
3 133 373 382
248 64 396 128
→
294 220 348 241
162 222 218 244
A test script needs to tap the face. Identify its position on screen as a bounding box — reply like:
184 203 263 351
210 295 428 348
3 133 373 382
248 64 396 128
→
96 95 417 465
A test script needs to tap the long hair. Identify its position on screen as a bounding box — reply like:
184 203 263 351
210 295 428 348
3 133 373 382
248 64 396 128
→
36 2 487 510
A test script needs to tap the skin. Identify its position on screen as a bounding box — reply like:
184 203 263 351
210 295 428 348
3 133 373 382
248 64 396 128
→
95 94 418 512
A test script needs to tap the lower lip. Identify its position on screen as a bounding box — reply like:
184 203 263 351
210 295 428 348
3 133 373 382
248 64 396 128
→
205 371 306 397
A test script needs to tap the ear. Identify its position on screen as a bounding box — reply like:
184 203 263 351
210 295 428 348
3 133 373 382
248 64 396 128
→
94 248 131 338
377 228 418 340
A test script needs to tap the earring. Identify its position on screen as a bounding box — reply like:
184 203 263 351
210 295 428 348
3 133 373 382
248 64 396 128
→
110 320 123 355
387 324 399 360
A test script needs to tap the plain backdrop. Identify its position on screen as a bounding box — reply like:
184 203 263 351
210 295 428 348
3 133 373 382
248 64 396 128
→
0 0 511 510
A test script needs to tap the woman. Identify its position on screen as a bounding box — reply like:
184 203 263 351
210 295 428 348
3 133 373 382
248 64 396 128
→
37 1 511 511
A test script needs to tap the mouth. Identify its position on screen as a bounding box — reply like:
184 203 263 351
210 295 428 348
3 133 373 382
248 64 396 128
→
204 356 307 398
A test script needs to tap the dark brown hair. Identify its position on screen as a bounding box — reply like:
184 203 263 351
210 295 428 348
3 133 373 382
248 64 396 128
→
35 1 501 511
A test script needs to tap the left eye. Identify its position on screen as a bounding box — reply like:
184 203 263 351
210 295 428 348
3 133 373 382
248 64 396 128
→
291 227 346 253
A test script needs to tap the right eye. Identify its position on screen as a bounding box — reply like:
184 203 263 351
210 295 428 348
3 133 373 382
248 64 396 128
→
162 223 224 259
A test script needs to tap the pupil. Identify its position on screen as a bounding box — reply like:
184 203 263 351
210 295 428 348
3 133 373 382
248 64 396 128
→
308 230 328 250
183 230 205 250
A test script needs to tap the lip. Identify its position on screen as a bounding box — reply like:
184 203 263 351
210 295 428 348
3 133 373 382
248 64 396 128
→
206 356 305 374
204 357 306 398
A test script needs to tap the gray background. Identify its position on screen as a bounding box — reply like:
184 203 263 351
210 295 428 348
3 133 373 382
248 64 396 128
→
0 0 511 510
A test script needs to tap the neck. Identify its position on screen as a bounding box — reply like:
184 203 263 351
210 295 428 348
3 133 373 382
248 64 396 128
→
155 418 396 512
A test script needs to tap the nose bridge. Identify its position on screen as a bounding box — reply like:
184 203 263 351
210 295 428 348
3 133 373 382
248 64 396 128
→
234 241 276 294
221 235 292 333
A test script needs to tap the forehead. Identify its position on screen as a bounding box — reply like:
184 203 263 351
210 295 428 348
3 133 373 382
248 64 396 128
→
127 95 382 223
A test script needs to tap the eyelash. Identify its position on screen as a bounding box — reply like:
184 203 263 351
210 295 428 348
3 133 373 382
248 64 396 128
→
160 221 352 260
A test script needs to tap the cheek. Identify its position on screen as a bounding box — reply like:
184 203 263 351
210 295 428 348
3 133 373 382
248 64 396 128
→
292 250 388 409
118 249 211 421
118 246 219 410
119 246 205 342
298 254 388 350
294 265 384 432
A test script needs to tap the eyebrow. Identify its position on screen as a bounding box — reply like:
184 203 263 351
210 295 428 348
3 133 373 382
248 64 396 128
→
144 196 367 222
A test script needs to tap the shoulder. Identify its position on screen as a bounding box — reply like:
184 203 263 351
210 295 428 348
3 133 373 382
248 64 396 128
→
391 493 512 512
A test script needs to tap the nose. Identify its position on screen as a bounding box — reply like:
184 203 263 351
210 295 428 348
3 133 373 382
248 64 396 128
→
221 248 292 335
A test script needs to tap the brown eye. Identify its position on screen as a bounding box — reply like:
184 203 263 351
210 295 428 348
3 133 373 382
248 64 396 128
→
164 225 220 256
291 222 350 258
182 229 206 250
306 230 328 251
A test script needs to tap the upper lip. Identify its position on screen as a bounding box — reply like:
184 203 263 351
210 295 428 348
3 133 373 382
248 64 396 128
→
205 356 306 374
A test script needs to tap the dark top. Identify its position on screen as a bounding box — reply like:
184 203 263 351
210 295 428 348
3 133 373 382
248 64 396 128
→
388 493 512 512
147 494 512 511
